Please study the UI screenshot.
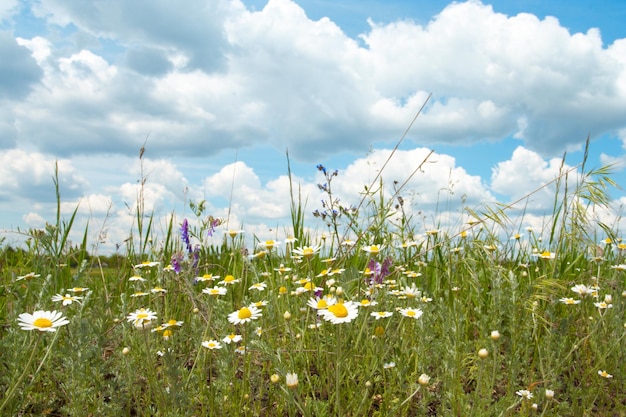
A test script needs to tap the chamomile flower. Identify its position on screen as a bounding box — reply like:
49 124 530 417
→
370 311 393 320
307 296 336 310
571 284 594 296
594 301 613 309
401 284 422 299
151 286 167 294
18 310 69 332
134 261 160 269
399 307 423 320
127 308 158 329
51 293 82 306
195 273 219 283
222 333 243 344
161 319 184 328
202 286 227 296
219 275 240 285
516 390 533 400
224 229 244 238
292 245 322 259
362 244 384 255
128 275 145 282
383 362 396 369
317 301 359 324
249 282 267 291
286 372 299 388
358 299 378 307
598 370 613 378
130 291 149 298
534 251 555 259
16 272 41 281
227 305 262 325
202 340 222 350
559 297 581 305
67 287 89 294
259 240 280 250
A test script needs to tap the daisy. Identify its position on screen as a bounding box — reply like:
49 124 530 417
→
259 240 280 250
219 275 241 285
67 287 89 294
249 301 268 310
161 319 184 328
16 272 41 281
228 305 262 325
358 299 378 307
51 293 82 306
598 370 613 378
370 311 393 320
249 282 267 291
362 244 384 255
399 307 423 320
401 284 422 299
307 296 336 310
224 229 244 238
134 261 160 269
559 297 581 305
292 245 322 259
341 239 356 247
218 275 241 285
284 236 298 244
130 291 149 298
255 327 263 337
318 301 359 324
202 340 222 350
235 346 246 355
202 287 227 296
571 284 593 296
151 286 167 294
534 251 555 260
128 275 145 282
274 264 292 274
195 273 219 283
516 390 533 400
223 333 243 344
18 310 69 332
286 372 298 388
383 362 396 369
594 301 613 309
610 264 626 271
127 307 158 329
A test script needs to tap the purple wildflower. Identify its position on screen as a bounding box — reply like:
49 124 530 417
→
366 257 392 286
171 252 184 274
180 219 192 254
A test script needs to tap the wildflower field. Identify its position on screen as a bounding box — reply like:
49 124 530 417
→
1 146 625 416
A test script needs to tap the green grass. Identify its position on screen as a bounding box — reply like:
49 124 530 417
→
0 144 624 416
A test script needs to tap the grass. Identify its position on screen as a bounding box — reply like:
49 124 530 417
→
0 140 625 416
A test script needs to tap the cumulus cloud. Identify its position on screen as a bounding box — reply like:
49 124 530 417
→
2 0 622 161
0 31 42 100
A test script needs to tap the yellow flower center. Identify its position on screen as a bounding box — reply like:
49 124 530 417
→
363 267 372 275
279 286 288 294
203 274 213 279
136 313 148 320
361 299 370 305
328 303 348 318
369 245 379 253
163 329 173 338
317 299 328 309
33 318 53 328
374 326 385 337
229 230 238 238
224 275 235 282
265 240 275 249
406 310 417 317
303 247 314 258
167 319 178 326
304 282 314 290
238 307 252 319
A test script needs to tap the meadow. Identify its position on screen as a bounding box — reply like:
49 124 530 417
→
0 143 624 416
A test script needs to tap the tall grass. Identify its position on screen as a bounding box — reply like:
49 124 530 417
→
0 140 624 416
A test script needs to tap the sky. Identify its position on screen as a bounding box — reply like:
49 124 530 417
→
1 0 626 254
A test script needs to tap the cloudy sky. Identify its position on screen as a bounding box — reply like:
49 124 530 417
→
1 0 626 254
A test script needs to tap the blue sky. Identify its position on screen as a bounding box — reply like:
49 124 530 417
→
1 0 626 253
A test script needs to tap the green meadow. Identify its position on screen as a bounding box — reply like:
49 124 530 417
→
0 143 624 416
